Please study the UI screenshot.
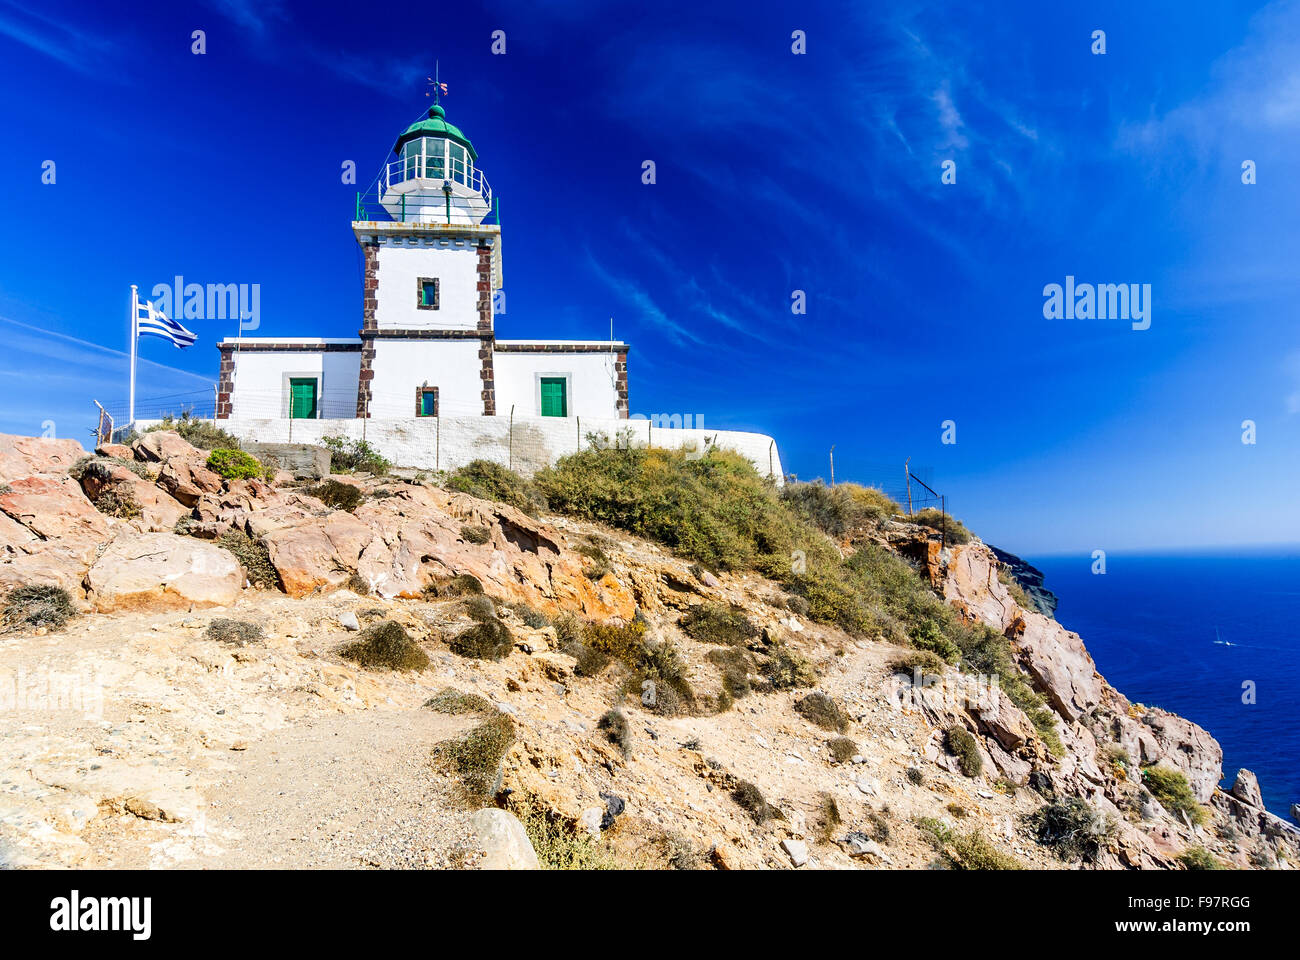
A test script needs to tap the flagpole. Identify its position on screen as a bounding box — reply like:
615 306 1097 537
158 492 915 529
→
129 284 138 427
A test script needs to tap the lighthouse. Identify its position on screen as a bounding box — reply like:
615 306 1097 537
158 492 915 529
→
215 97 627 426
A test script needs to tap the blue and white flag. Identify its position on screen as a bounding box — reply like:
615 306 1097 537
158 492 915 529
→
136 300 197 348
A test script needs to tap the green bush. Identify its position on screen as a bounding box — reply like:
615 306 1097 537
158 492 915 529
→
1023 797 1116 863
780 481 899 537
436 712 515 800
679 603 758 646
215 529 279 589
1143 766 1208 826
445 459 546 516
305 478 364 512
321 436 391 475
1179 845 1226 870
795 692 850 732
206 448 265 481
424 687 494 714
946 725 983 777
906 508 972 545
2 585 76 631
337 620 430 671
145 413 241 450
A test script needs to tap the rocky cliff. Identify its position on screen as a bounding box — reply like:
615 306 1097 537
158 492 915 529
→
1 431 1294 870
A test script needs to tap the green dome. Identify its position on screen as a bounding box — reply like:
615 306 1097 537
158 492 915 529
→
392 104 477 160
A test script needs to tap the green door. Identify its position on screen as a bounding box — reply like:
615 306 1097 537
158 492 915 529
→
289 378 317 419
539 377 567 417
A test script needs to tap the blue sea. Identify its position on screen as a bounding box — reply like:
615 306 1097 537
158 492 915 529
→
1030 549 1300 819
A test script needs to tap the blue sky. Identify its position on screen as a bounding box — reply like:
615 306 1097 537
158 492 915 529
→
1 0 1297 555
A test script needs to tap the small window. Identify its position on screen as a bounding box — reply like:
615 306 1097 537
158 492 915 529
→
539 377 567 417
416 386 438 417
417 277 439 309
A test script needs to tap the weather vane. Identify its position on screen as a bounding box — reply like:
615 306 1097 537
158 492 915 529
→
426 61 447 104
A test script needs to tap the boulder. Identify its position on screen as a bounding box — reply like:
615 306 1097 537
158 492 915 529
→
0 475 111 554
72 459 188 533
1007 611 1102 721
263 511 375 597
469 808 539 870
94 442 136 460
130 430 204 466
1137 707 1223 805
1229 769 1264 810
0 434 86 482
84 532 243 611
241 442 330 479
157 459 224 507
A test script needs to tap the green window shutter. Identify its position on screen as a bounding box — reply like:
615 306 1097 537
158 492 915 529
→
540 378 567 417
289 378 317 419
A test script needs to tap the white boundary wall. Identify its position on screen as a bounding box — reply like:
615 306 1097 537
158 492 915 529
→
138 414 784 481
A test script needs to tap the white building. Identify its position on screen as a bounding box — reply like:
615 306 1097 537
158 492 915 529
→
215 102 629 424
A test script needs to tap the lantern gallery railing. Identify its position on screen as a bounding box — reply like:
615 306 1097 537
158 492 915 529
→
381 154 492 206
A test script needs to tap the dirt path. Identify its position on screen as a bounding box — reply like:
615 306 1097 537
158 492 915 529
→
187 707 482 869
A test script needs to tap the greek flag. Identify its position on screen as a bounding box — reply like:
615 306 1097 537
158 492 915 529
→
136 299 197 348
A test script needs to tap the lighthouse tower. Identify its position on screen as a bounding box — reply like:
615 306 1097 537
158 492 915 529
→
217 97 628 428
353 101 504 418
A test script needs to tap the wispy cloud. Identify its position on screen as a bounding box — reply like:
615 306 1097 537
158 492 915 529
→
584 252 707 348
0 0 119 73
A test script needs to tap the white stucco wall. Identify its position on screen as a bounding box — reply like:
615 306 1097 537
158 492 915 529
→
148 414 783 482
228 346 361 419
367 339 484 417
493 350 621 419
375 242 479 330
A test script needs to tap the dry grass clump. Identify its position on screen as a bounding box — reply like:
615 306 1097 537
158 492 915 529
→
424 573 484 599
679 603 758 646
424 688 494 715
1023 797 1117 863
337 620 430 671
445 460 546 517
448 618 513 661
946 724 983 777
305 478 364 512
435 712 515 800
598 708 633 757
828 736 858 764
2 585 77 631
917 817 1022 870
794 691 850 732
460 525 492 545
215 529 279 589
814 792 842 843
205 618 263 644
732 780 784 824
763 644 817 689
